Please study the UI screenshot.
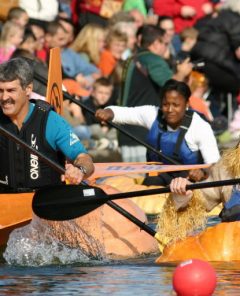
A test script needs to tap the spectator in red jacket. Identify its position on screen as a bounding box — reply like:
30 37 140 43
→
153 0 214 33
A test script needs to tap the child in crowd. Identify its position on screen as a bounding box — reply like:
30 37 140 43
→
7 6 29 27
189 71 213 122
112 21 137 60
71 77 118 151
0 21 24 63
177 26 199 61
98 29 127 77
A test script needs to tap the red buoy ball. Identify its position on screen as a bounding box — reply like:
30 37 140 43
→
172 259 217 296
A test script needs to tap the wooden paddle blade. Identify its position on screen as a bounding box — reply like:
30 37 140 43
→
32 184 107 220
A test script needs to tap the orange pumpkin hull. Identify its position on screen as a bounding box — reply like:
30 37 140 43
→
156 222 240 263
0 192 33 247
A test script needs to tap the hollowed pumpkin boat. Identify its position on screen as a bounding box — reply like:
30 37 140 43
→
0 192 33 247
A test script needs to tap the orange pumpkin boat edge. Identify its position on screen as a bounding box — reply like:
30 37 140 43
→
156 222 240 263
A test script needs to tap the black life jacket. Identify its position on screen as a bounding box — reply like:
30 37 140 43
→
0 100 65 192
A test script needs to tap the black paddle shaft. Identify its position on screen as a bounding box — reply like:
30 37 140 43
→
32 175 240 222
106 201 156 237
98 177 240 201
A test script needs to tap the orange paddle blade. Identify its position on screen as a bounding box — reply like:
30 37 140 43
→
46 47 63 115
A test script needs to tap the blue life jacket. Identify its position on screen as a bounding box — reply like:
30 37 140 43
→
146 110 203 164
219 185 240 222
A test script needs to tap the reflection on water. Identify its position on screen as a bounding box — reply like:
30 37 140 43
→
0 260 240 295
0 258 172 296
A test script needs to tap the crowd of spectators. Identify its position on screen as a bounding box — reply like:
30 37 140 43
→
0 0 239 162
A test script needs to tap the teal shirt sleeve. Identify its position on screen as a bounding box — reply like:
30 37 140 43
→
46 110 87 161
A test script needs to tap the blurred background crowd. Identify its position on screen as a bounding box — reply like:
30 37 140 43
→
0 0 240 162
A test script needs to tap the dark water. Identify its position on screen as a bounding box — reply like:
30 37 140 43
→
0 217 240 295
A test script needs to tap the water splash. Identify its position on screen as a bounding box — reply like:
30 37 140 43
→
3 217 107 266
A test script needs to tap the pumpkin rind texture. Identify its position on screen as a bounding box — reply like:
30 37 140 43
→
156 222 240 262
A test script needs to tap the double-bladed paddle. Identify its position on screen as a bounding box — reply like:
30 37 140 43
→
32 177 240 221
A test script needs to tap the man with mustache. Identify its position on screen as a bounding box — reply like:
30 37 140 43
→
0 57 94 192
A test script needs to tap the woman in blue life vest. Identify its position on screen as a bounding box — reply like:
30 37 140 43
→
95 79 220 185
169 140 240 222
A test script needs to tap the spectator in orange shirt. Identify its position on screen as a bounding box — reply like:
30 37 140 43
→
98 29 127 77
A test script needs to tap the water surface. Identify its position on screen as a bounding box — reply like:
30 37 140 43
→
0 217 240 295
1 259 240 295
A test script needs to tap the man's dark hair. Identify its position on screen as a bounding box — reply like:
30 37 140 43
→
140 25 165 49
46 20 66 35
160 79 191 102
157 15 173 27
93 77 113 89
57 16 74 27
